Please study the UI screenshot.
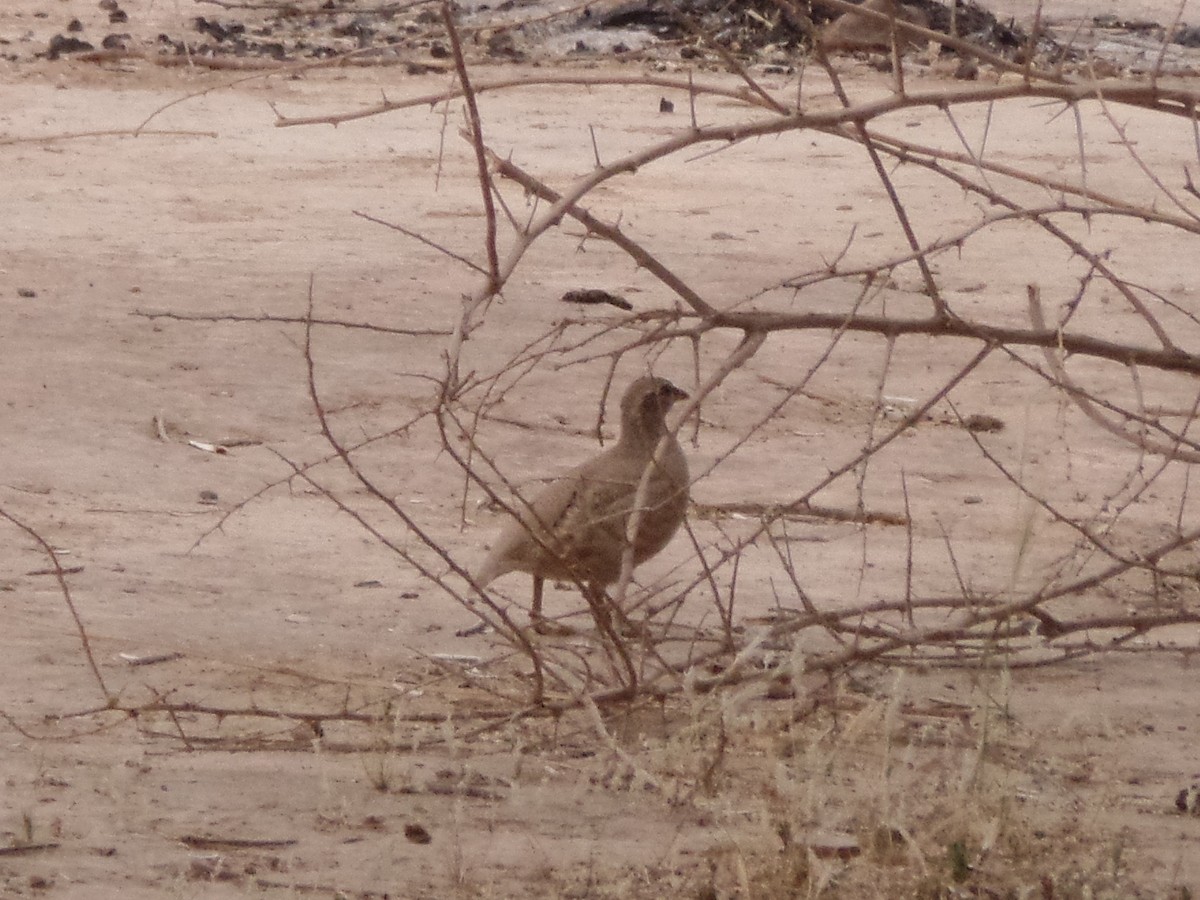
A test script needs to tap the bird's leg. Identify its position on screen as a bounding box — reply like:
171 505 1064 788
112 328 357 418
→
596 585 645 639
586 582 612 632
585 582 637 692
531 574 545 624
529 576 576 636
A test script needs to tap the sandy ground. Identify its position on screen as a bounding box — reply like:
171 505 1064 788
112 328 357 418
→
4 0 1200 897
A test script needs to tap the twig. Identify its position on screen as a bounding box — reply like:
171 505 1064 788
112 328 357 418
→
0 507 111 703
441 1 500 298
132 308 450 336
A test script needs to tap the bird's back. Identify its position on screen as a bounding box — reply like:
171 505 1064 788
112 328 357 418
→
474 434 688 588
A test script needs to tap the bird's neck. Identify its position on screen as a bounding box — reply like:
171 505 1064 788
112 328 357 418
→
618 411 669 453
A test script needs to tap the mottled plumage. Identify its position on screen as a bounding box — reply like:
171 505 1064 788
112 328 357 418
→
474 376 690 624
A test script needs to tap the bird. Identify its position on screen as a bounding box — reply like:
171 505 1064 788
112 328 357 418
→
473 375 691 630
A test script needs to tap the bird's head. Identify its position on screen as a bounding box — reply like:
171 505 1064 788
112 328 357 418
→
619 376 689 442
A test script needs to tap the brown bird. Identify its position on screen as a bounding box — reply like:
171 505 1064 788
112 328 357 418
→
474 376 691 628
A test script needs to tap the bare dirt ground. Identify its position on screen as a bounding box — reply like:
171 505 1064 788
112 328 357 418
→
4 0 1200 897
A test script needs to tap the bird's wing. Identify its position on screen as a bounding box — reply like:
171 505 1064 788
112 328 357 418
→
473 447 630 585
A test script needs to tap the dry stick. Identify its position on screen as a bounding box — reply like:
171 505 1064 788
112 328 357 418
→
705 303 1195 374
573 280 880 506
1027 286 1200 462
1021 1 1044 85
888 3 904 97
580 695 663 790
672 12 789 117
572 301 1200 378
940 105 994 194
764 521 842 646
587 124 603 169
857 333 896 516
859 129 1200 235
1121 364 1188 504
1150 0 1192 90
683 519 732 646
488 177 522 232
0 507 111 703
147 685 197 751
900 471 915 628
275 433 549 704
352 210 488 276
441 1 499 300
434 91 452 192
1128 277 1200 334
806 29 949 320
274 74 777 128
854 127 1183 353
1070 101 1091 221
190 404 433 553
295 281 549 702
950 400 1132 573
279 71 1200 133
989 626 1199 670
136 39 431 134
488 153 717 318
687 69 699 131
696 499 904 526
662 344 998 628
997 342 1200 479
935 518 971 599
0 129 217 146
1090 86 1200 227
688 526 1200 694
0 844 60 857
132 308 450 337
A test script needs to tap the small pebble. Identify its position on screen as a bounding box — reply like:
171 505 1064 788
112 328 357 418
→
404 823 432 845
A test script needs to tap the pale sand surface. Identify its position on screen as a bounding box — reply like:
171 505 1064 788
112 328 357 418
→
3 0 1200 896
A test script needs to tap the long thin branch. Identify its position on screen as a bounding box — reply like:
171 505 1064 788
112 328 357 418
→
441 1 500 297
488 152 717 318
275 74 1200 131
687 308 1200 375
0 507 111 703
132 308 450 336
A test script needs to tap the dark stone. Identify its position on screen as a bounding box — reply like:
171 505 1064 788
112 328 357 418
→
45 34 95 59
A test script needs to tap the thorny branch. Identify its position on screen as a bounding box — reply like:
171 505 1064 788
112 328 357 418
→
24 10 1200 730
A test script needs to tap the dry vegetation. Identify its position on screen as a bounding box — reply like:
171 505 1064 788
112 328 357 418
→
5 0 1200 896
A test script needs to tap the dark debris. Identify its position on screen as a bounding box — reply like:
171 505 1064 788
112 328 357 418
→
561 289 634 311
595 0 1031 59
